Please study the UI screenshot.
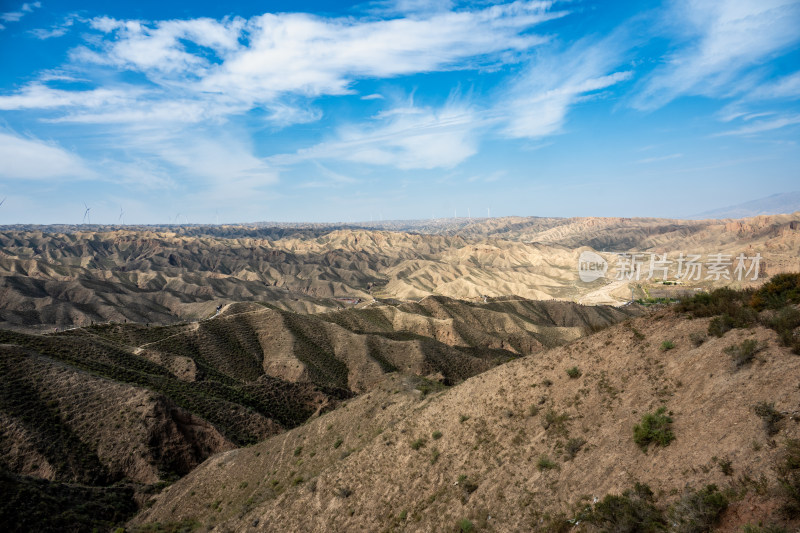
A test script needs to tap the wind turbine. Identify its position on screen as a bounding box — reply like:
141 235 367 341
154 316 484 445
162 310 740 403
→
0 197 6 208
487 207 490 218
82 202 91 224
175 213 181 226
118 207 125 226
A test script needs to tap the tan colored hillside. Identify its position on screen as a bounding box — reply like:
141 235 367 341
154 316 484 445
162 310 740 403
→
2 213 799 330
134 306 800 532
0 295 635 529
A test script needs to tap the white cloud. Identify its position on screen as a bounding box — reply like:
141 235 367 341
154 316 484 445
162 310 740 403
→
714 114 800 136
281 100 481 169
0 2 567 130
633 0 800 110
197 4 562 104
499 38 632 139
0 83 140 110
0 1 40 26
0 131 96 180
30 15 77 39
636 153 683 164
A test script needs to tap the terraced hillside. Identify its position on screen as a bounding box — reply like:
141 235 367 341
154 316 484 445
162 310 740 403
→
0 296 633 531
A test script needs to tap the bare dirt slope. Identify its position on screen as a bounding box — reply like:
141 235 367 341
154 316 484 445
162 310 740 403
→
2 212 798 330
0 295 634 530
134 305 800 532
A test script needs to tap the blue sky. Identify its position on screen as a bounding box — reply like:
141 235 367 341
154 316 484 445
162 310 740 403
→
0 0 798 225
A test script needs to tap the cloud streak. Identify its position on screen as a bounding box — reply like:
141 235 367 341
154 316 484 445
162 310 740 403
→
633 0 800 110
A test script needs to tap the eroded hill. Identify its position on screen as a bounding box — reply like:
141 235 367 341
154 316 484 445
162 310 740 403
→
133 278 800 532
0 296 633 530
2 213 799 330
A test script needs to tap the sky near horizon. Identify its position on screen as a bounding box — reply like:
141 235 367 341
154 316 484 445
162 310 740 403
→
0 0 799 225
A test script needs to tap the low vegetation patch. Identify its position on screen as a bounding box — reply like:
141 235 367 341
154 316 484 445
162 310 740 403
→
584 482 666 533
753 402 784 436
536 455 558 471
776 439 800 516
633 407 675 451
725 339 762 369
410 438 427 450
566 366 581 378
669 484 728 533
660 340 675 351
677 273 800 354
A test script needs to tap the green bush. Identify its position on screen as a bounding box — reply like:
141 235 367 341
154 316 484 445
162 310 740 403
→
536 455 558 471
566 366 581 378
432 430 442 440
669 484 728 533
749 273 800 310
586 483 666 533
410 438 426 450
457 518 474 532
633 407 675 451
776 439 800 516
660 340 675 351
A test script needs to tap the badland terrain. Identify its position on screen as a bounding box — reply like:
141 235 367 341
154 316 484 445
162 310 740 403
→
1 213 800 532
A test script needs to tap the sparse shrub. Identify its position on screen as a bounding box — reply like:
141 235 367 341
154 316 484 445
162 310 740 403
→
753 402 784 436
410 438 427 450
726 339 762 369
541 409 570 436
717 457 733 476
537 455 558 471
586 482 666 533
566 366 581 378
528 404 540 417
334 486 353 498
293 446 302 456
542 378 553 387
430 448 440 464
333 437 343 449
660 340 675 351
776 439 800 516
432 430 442 440
399 510 407 521
459 414 470 423
768 305 800 354
291 476 304 486
565 437 586 459
669 484 728 533
457 518 474 532
633 407 674 451
690 332 707 346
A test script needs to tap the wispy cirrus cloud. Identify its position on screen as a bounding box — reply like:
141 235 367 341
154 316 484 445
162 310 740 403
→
636 153 683 164
0 130 96 180
714 114 800 137
269 30 634 170
276 99 481 170
633 0 800 110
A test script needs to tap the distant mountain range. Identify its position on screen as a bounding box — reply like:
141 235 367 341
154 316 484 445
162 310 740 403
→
691 191 800 219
